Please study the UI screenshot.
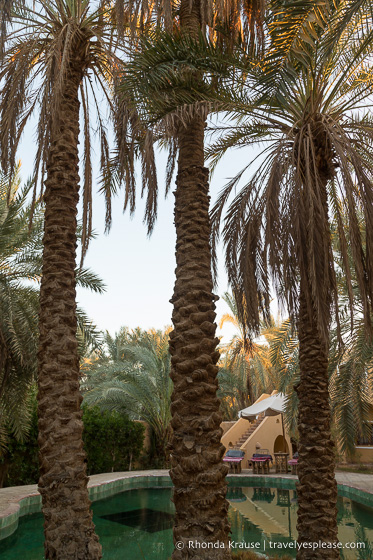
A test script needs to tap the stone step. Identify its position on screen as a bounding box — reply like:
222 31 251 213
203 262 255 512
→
233 418 263 448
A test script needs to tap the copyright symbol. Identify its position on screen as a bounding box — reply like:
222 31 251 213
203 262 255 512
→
176 541 184 550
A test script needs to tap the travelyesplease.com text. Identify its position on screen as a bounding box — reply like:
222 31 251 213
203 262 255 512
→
176 539 366 551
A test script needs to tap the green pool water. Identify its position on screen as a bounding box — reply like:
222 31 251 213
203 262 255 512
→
0 485 372 559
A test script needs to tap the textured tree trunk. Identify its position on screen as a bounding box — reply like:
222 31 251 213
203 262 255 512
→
246 367 254 405
296 287 338 560
0 454 9 488
169 135 231 560
37 59 102 559
168 3 230 556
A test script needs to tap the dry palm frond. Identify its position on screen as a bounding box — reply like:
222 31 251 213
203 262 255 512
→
0 0 28 57
207 6 373 345
0 0 143 262
219 291 278 406
114 0 267 197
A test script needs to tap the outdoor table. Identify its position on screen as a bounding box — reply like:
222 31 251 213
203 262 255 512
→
274 452 289 473
250 453 272 474
223 450 245 473
223 456 243 473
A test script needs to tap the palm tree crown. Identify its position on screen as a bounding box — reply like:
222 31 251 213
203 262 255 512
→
0 0 127 258
209 15 373 340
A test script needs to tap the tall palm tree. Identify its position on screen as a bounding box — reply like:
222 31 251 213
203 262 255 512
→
270 309 373 458
0 2 124 557
164 27 232 551
0 167 104 451
82 327 173 463
0 169 41 450
328 216 373 457
115 5 267 556
269 212 373 456
203 5 373 557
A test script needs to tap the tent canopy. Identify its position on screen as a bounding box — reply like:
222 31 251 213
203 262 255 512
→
239 393 285 419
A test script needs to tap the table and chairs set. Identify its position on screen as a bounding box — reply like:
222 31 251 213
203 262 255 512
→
223 449 299 474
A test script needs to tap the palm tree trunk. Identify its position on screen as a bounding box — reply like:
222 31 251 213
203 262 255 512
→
37 60 101 560
246 368 254 405
169 135 230 559
0 452 9 488
168 4 230 558
296 288 338 560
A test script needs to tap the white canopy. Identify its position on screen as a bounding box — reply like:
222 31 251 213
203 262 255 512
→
239 393 286 419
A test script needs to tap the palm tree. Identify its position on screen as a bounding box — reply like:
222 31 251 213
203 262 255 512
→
249 214 373 454
115 4 268 555
0 167 104 449
0 170 41 450
82 327 173 464
270 310 373 459
219 291 279 406
217 355 249 419
0 0 24 54
328 216 373 457
204 6 373 556
0 2 124 557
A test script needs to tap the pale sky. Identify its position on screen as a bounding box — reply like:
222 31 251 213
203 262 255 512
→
19 123 253 343
75 147 247 342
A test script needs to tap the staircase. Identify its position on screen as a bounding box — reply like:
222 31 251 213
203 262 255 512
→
234 416 263 449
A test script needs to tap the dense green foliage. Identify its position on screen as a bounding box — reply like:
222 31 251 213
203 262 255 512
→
0 168 105 450
0 397 39 487
0 403 144 487
0 172 43 447
82 405 145 475
83 327 172 465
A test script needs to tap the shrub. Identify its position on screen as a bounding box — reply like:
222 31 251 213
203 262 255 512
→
82 405 145 475
0 404 39 488
0 405 144 486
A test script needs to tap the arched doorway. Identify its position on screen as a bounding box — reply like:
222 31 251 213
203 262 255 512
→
274 435 289 454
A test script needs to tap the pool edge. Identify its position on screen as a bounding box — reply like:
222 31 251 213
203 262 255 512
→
1 470 372 540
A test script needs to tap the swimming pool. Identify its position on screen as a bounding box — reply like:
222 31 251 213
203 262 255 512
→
0 478 372 559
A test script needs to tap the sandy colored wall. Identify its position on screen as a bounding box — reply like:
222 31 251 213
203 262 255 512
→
221 422 236 437
221 417 253 451
220 413 293 469
239 416 293 470
353 447 373 463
